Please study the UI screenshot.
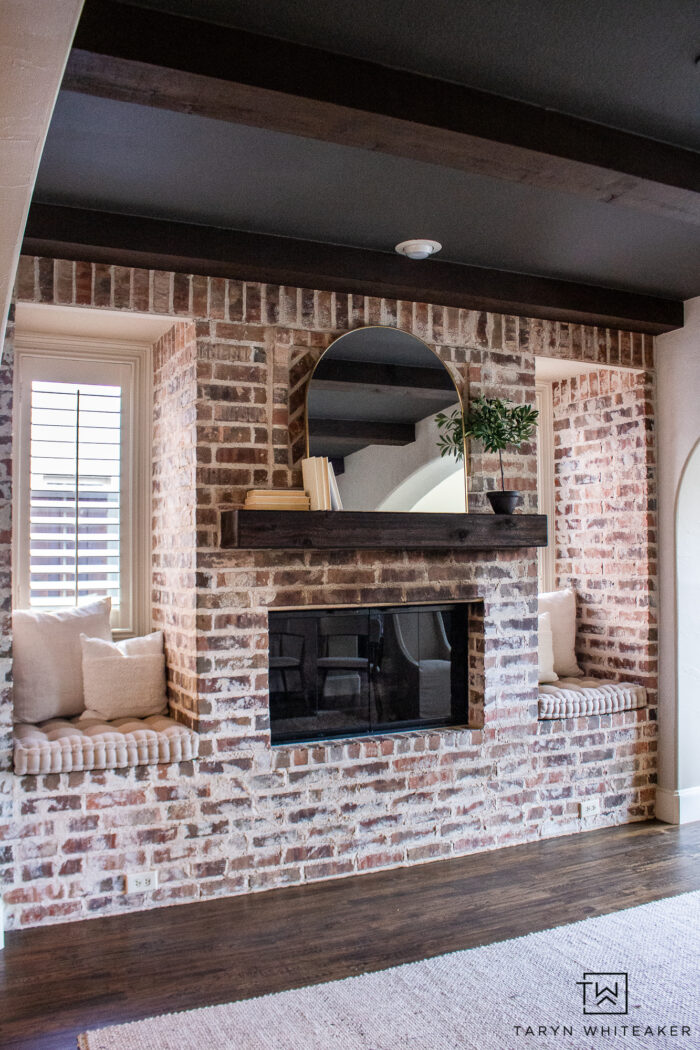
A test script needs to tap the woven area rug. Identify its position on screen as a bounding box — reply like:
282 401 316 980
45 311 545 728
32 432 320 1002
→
79 891 700 1050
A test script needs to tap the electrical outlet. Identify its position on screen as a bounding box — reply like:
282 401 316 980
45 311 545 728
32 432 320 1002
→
125 870 158 894
579 798 599 818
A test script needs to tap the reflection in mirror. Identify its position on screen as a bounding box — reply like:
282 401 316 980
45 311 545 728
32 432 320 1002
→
306 327 466 512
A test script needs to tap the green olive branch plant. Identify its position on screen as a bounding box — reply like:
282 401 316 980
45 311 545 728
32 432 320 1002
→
435 395 539 491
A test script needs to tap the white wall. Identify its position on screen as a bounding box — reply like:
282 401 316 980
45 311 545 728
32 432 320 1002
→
0 0 83 347
656 296 700 823
337 404 466 512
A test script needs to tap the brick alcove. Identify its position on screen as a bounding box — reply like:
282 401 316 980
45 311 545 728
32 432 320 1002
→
0 257 657 929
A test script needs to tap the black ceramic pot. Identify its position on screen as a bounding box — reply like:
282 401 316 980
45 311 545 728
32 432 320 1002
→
487 490 520 514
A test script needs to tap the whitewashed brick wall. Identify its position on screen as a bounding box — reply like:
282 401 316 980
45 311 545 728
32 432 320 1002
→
0 259 656 928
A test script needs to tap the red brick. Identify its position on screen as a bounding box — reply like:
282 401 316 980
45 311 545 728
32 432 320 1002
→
3 258 656 933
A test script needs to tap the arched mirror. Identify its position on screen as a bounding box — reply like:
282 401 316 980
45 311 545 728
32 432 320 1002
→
306 327 467 512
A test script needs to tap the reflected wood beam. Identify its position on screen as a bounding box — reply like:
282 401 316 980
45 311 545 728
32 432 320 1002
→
23 204 683 334
311 420 416 448
313 359 456 397
64 0 700 226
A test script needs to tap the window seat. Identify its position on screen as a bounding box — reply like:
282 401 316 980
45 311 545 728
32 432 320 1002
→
538 677 647 720
13 714 199 775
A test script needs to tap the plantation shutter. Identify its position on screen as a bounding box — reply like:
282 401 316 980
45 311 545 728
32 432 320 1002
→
28 380 122 609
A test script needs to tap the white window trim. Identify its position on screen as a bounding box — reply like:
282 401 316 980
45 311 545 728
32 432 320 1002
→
536 381 556 594
13 333 152 639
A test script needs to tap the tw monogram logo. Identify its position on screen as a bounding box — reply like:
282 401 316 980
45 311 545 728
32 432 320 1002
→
576 972 629 1015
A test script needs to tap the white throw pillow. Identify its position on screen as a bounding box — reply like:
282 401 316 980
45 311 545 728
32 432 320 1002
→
538 588 583 678
80 630 168 720
537 612 559 684
12 598 112 723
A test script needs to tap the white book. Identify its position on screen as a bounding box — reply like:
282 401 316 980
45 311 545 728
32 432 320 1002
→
246 496 310 504
245 491 309 507
246 503 309 511
328 461 343 511
318 457 330 511
301 457 316 509
246 488 307 501
302 456 331 510
302 457 322 510
313 457 324 510
316 457 329 510
246 501 310 508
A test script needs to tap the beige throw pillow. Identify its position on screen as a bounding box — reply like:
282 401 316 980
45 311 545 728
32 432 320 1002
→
80 630 168 720
538 588 583 678
537 612 559 684
12 598 112 723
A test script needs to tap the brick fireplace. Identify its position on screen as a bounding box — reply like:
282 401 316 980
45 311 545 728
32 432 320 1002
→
0 257 657 929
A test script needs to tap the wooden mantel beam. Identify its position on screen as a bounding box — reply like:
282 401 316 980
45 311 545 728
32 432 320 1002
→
22 203 683 334
64 0 700 227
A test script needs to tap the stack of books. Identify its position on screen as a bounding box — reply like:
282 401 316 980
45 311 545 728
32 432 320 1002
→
244 464 343 513
244 489 310 511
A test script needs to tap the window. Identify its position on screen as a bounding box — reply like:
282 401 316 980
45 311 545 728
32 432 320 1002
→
27 379 122 609
14 336 151 637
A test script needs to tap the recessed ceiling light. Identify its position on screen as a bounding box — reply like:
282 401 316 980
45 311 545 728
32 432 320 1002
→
394 239 442 260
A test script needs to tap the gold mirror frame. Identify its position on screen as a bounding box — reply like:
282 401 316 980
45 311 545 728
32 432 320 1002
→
304 325 468 512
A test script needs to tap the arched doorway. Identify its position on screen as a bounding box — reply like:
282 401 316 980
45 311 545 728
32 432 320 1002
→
675 439 700 805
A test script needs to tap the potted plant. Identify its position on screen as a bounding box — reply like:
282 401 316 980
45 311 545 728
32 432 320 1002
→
436 395 538 514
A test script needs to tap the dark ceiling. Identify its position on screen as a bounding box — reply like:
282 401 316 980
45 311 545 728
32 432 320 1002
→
135 0 700 151
36 92 700 299
27 0 700 325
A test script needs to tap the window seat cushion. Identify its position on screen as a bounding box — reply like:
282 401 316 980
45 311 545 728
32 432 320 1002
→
13 714 199 775
538 677 647 720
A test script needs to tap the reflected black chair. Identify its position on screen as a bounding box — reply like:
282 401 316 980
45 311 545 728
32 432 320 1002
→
269 622 306 700
317 613 383 713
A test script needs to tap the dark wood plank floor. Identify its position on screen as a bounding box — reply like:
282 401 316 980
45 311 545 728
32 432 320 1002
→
2 820 699 1050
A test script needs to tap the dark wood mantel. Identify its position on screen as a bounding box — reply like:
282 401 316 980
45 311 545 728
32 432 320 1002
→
220 510 548 550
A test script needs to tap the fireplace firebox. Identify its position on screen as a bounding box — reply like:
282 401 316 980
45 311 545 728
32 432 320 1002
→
268 603 469 744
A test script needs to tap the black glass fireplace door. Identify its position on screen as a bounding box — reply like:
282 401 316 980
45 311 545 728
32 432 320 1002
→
268 604 468 744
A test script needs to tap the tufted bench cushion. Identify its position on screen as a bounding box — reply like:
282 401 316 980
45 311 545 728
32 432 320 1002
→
538 677 647 720
13 714 199 775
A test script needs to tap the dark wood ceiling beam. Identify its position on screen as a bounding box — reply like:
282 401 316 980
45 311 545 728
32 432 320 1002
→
22 204 683 334
64 0 700 227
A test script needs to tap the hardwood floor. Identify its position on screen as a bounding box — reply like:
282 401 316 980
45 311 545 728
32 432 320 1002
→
1 820 699 1050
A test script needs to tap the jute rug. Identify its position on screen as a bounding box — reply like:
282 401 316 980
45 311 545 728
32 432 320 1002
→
79 890 700 1050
